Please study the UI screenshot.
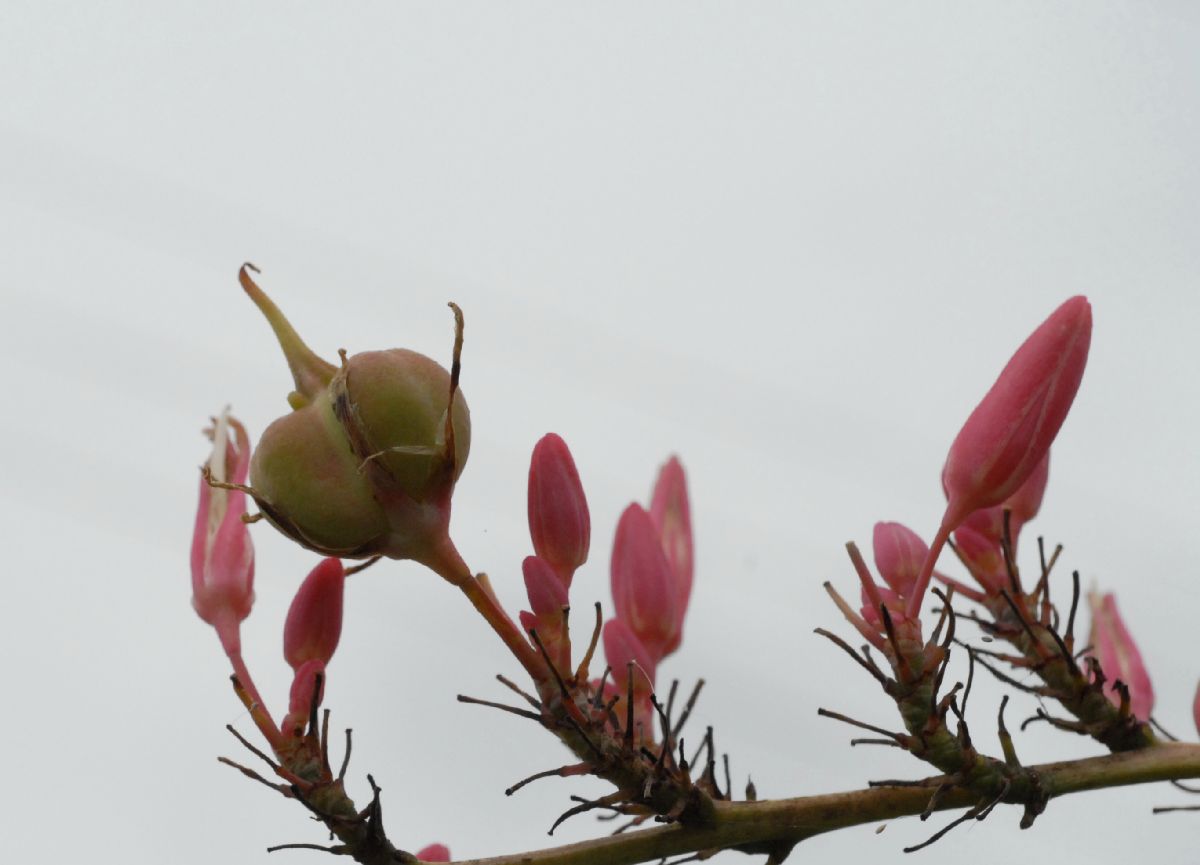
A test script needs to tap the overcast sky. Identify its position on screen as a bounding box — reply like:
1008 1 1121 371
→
3 4 1199 864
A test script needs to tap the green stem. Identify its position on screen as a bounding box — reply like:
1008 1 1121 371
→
446 743 1200 865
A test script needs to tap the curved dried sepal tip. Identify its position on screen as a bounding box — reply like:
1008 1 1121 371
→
442 301 465 470
239 263 336 408
823 581 886 652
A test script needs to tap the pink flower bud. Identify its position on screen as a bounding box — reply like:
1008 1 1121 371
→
907 296 1091 618
871 522 927 598
527 433 590 586
941 296 1090 534
649 456 693 655
191 409 255 657
611 503 679 661
1087 592 1154 721
417 844 451 863
283 558 345 670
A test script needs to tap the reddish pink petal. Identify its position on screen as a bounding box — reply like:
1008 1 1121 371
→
649 456 693 655
417 844 451 863
283 558 345 670
602 618 656 695
527 433 591 586
1087 592 1154 721
611 504 679 661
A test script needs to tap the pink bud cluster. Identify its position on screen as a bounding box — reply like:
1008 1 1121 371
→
906 296 1093 618
603 458 693 734
521 433 591 675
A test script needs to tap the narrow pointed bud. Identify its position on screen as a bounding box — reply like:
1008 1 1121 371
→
1087 592 1154 721
907 296 1091 618
941 296 1090 532
283 558 345 670
527 433 590 585
649 456 693 656
611 504 680 661
417 845 451 863
240 269 471 574
871 522 927 598
191 409 255 657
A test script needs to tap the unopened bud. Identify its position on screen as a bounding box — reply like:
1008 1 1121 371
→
417 845 451 863
527 433 590 585
283 558 345 670
611 504 679 661
871 522 927 598
649 456 693 656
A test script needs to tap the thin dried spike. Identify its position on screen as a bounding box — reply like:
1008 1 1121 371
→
457 694 544 722
574 602 604 684
878 605 914 682
1065 571 1082 648
824 581 888 651
997 696 1021 766
496 674 542 710
671 680 706 740
344 555 382 576
593 666 612 710
307 671 323 738
1153 805 1200 814
814 628 889 687
267 842 345 854
649 697 675 769
603 694 622 731
442 302 465 471
1045 543 1063 578
225 724 280 772
851 738 903 748
860 644 890 681
817 708 902 741
928 586 956 647
1038 536 1048 582
975 778 1011 820
960 648 977 719
505 763 590 797
999 591 1047 660
920 783 950 821
971 652 1049 695
723 754 732 800
1020 708 1089 734
664 679 680 730
1152 717 1182 743
705 728 717 786
218 756 291 795
529 629 572 705
903 808 979 853
320 709 331 772
338 728 353 781
550 792 626 835
1000 509 1022 595
1114 680 1132 718
689 727 711 771
954 638 1037 666
1045 622 1081 674
1170 780 1200 793
624 663 636 748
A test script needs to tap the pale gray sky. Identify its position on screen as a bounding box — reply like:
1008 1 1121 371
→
2 3 1199 864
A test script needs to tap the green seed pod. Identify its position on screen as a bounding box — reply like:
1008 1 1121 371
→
238 264 470 566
